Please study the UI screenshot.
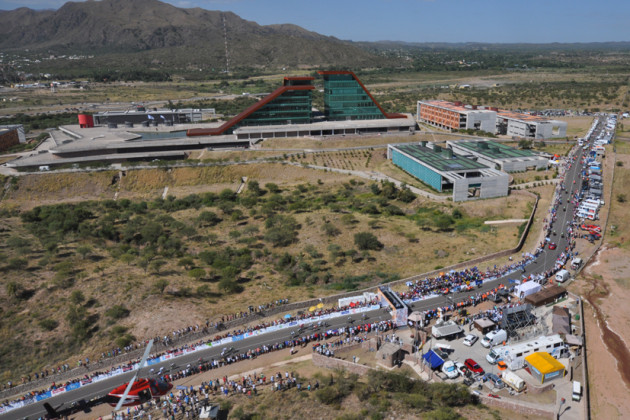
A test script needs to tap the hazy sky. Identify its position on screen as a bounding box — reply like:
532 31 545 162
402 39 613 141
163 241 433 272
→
1 0 629 43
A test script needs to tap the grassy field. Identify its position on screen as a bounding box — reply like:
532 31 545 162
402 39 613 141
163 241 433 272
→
0 161 536 382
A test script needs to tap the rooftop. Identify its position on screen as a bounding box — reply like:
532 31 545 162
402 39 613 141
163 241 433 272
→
419 100 494 113
392 143 489 173
496 109 550 123
453 140 537 159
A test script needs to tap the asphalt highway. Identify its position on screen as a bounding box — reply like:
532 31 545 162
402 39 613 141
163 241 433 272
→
3 119 600 420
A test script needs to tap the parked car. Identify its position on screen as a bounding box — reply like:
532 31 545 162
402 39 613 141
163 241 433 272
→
441 361 459 379
464 358 484 375
455 361 468 377
486 373 505 389
463 334 478 347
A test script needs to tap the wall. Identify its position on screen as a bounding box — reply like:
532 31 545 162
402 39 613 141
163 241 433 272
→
312 349 372 376
0 128 20 151
478 395 554 418
390 147 443 191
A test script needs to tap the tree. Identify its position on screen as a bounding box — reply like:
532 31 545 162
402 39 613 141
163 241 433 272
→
150 259 166 274
247 180 264 196
264 215 300 247
76 245 92 259
322 222 341 237
188 268 206 281
120 253 135 266
198 211 221 226
178 257 195 270
218 277 243 294
154 278 169 294
354 232 383 251
105 304 130 320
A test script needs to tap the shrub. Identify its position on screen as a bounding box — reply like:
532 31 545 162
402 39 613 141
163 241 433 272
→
105 305 130 320
39 319 59 331
354 232 383 251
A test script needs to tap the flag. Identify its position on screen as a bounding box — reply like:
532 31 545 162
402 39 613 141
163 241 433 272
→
160 115 166 120
147 114 154 120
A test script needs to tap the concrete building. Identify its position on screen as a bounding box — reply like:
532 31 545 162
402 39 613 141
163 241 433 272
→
387 141 509 202
92 108 211 126
417 100 497 132
0 125 26 152
417 100 567 139
447 139 548 172
496 110 567 139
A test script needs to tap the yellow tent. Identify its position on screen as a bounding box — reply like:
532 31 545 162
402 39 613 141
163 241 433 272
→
525 352 566 383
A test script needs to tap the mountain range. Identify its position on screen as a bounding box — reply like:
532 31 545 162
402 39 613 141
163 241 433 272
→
0 0 382 70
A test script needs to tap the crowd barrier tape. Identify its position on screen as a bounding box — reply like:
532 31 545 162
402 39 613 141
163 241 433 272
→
1 303 383 415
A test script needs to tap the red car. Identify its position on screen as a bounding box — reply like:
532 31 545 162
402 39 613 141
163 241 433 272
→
548 243 557 250
465 358 485 375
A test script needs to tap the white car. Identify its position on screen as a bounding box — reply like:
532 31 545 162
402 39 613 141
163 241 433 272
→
441 361 459 379
455 361 468 377
463 334 478 347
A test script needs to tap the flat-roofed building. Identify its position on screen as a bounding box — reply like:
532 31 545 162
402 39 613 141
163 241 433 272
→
387 141 508 202
447 139 548 172
417 100 497 132
496 110 567 139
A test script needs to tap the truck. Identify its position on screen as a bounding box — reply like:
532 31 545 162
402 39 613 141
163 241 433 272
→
480 329 507 348
571 258 583 270
502 371 526 392
487 334 569 370
431 320 463 339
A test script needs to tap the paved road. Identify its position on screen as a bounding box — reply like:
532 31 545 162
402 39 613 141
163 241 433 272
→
2 119 600 420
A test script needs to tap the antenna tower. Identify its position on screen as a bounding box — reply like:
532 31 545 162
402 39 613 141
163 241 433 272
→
222 14 230 73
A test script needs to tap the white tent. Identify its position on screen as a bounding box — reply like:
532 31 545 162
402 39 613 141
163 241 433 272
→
514 281 542 299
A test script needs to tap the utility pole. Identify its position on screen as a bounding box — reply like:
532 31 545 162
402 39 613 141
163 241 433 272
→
222 14 230 74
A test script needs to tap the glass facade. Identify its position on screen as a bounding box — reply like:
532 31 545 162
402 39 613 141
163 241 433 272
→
321 73 386 121
231 89 312 132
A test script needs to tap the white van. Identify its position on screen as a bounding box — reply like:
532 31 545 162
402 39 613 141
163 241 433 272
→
572 381 582 401
556 269 570 283
481 329 507 348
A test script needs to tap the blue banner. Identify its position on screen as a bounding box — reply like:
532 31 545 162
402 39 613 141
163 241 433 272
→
36 391 52 401
232 334 244 342
66 382 81 391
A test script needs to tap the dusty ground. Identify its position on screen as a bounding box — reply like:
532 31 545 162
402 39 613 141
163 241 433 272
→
578 247 630 419
570 143 630 419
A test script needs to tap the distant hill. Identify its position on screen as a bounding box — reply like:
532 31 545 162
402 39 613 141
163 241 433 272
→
0 0 381 70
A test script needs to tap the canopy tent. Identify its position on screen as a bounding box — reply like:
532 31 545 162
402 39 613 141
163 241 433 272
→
525 352 566 384
422 349 445 370
514 281 542 299
408 311 424 323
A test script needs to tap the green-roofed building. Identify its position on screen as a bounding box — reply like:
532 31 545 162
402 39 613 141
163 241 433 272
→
447 139 548 172
388 141 509 202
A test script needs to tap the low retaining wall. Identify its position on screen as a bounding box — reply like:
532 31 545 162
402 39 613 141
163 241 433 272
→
479 395 554 418
312 351 372 376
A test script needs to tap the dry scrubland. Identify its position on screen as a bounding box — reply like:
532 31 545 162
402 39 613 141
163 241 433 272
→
0 160 535 382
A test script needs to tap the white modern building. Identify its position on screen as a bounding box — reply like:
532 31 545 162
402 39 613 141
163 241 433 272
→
447 139 549 172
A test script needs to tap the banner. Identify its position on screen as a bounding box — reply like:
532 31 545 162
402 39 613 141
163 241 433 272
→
66 382 81 391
